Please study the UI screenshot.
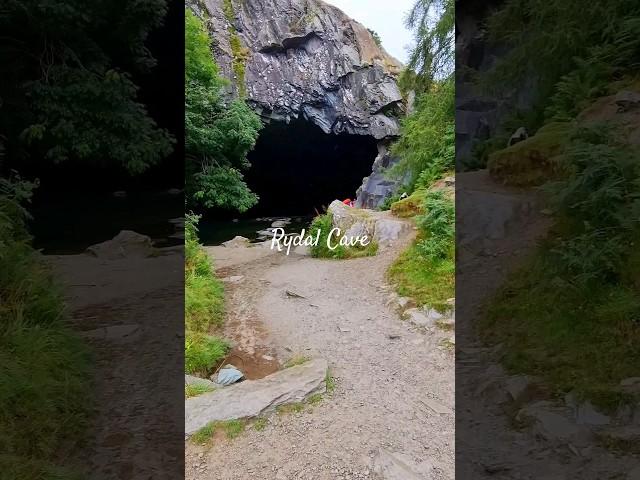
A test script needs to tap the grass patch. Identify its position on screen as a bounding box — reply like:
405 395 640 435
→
185 334 229 376
191 419 246 444
276 402 306 415
388 188 455 311
283 355 310 368
487 122 572 186
325 370 336 393
0 178 91 476
481 256 640 411
388 243 454 311
253 417 268 431
185 382 215 398
307 393 324 405
185 214 230 376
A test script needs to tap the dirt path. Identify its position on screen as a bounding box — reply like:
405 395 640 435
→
187 235 455 480
49 251 184 480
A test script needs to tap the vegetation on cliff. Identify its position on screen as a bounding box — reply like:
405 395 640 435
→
185 10 262 213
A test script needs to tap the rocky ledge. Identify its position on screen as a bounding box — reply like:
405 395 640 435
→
191 0 404 139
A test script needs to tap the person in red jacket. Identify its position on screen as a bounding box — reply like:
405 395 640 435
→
342 198 354 207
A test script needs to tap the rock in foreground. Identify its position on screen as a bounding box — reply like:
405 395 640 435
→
185 358 328 435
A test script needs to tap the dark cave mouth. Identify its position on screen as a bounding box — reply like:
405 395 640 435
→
244 118 378 216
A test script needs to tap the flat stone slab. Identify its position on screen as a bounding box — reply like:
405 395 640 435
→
185 359 328 435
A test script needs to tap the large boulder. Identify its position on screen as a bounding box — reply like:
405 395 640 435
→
86 230 154 260
185 358 328 435
327 200 410 248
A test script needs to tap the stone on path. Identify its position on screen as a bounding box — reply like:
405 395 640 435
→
82 324 141 343
185 359 328 435
221 275 245 284
372 448 433 480
86 230 154 260
222 236 251 248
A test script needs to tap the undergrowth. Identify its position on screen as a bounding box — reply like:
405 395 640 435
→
0 176 91 478
388 188 454 311
185 213 229 376
481 126 640 410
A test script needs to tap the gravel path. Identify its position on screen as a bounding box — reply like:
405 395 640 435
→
186 235 455 480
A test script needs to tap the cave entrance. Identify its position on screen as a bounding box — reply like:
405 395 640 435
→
244 118 378 216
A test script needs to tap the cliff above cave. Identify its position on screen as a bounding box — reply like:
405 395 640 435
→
190 0 404 139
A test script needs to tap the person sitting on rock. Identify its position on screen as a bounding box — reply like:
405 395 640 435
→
342 198 354 207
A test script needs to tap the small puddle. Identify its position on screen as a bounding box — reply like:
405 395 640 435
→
223 346 280 380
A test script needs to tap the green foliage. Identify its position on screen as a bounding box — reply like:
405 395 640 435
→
390 77 454 190
185 382 215 398
367 28 382 47
547 18 640 121
416 190 454 260
481 0 640 128
191 419 246 443
0 0 173 173
482 126 640 406
0 178 90 478
185 10 262 212
388 242 454 311
185 213 229 375
402 0 454 92
544 125 640 286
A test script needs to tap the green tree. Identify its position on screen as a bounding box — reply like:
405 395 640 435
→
185 10 262 212
391 77 454 189
0 0 174 174
402 0 454 92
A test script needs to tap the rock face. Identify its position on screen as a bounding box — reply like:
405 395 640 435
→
192 0 403 138
188 0 406 207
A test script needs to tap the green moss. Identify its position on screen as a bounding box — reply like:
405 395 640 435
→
488 122 573 186
223 0 250 97
390 189 427 218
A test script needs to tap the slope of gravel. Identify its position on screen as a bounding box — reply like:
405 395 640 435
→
186 236 455 480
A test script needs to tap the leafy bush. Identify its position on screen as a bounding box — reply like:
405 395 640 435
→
416 190 454 260
544 125 640 285
480 0 640 129
0 177 90 478
390 78 454 191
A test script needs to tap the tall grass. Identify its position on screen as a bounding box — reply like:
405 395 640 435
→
185 213 228 376
0 177 90 478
